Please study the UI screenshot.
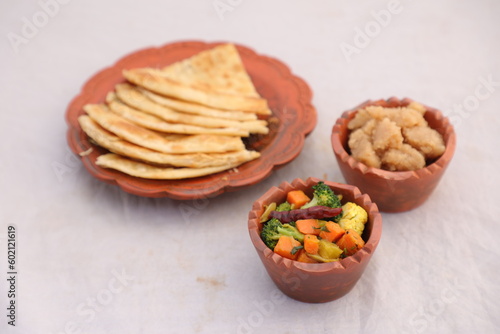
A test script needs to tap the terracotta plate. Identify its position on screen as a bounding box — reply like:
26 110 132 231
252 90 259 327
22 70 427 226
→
65 41 317 199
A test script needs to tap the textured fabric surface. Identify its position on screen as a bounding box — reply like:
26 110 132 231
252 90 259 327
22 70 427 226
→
1 0 499 333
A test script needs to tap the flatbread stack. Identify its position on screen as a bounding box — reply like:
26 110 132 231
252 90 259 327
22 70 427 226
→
79 43 271 180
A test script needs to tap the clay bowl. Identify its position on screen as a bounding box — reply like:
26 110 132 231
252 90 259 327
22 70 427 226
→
331 97 456 213
248 177 382 303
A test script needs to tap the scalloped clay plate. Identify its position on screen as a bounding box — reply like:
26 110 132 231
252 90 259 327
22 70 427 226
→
65 41 317 199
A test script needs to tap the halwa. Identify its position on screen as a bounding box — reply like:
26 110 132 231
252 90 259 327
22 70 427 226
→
347 102 445 171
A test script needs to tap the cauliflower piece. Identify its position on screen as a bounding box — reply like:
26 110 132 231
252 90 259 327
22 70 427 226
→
403 126 445 160
338 202 368 236
340 202 368 224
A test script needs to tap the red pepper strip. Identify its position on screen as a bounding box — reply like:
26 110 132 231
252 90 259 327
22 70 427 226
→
269 206 342 223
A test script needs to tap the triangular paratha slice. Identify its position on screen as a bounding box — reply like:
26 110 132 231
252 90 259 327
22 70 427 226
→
83 104 245 154
160 43 259 97
78 115 260 168
138 87 257 121
106 92 250 137
123 68 270 114
114 83 268 134
96 153 243 180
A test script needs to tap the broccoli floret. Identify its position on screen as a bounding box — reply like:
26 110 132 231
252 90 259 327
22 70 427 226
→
276 201 292 212
260 219 282 249
301 181 342 209
260 218 305 249
301 182 343 221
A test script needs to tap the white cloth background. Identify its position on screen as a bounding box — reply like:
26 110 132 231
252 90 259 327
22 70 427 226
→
1 0 499 333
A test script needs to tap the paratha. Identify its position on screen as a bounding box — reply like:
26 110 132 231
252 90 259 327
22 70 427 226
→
96 153 243 180
123 68 270 114
115 83 268 134
106 92 250 137
84 104 245 154
79 115 260 168
139 87 257 121
159 43 260 97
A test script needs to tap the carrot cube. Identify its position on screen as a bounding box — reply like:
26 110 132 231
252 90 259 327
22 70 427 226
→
286 190 311 208
296 249 319 263
304 234 320 255
273 236 302 260
319 221 345 243
336 229 365 256
296 219 321 235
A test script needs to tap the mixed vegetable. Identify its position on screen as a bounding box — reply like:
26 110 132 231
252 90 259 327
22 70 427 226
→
259 181 369 263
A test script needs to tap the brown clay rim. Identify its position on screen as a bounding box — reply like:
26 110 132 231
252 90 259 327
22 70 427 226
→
331 97 457 181
65 40 317 199
248 177 383 273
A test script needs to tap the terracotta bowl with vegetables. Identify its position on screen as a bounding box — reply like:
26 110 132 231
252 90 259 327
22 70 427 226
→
331 97 456 212
248 177 382 303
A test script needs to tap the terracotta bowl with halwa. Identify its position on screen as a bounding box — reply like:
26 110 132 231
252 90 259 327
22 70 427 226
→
331 97 456 213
